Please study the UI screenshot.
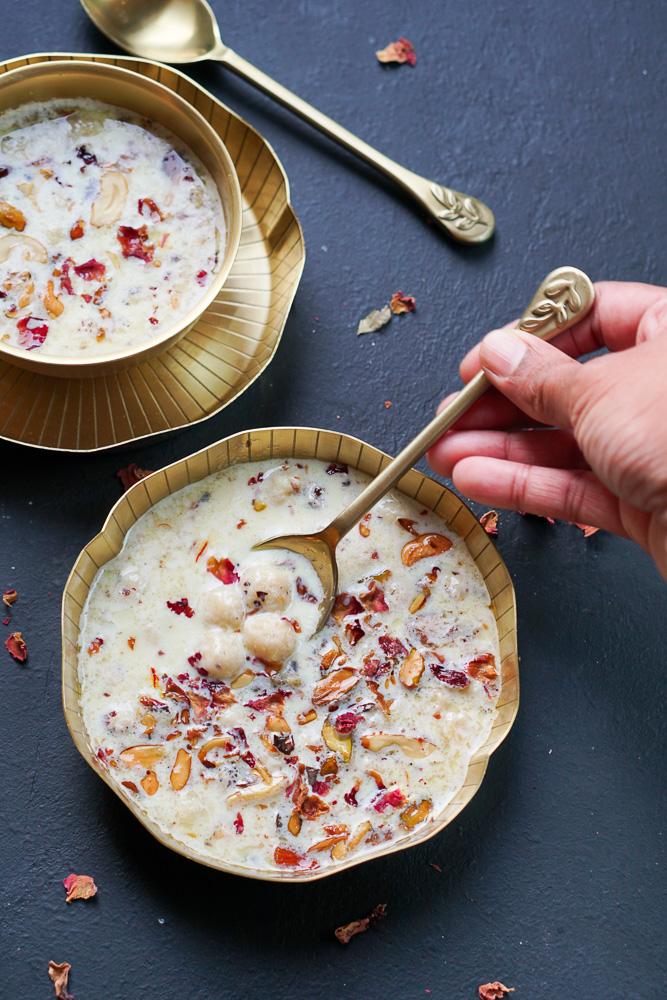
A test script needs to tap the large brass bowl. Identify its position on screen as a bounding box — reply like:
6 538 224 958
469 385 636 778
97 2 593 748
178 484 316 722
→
62 427 519 881
0 60 242 377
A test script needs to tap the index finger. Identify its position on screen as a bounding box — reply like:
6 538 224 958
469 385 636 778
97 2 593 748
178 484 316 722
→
459 280 667 384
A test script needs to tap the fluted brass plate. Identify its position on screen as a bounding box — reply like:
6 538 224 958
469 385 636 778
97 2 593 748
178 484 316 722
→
63 427 519 882
0 53 304 450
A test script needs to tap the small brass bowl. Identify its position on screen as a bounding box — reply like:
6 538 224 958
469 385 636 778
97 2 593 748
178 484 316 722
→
62 427 519 881
0 60 242 378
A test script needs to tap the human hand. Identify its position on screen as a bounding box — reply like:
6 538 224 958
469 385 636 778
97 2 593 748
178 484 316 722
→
427 281 667 580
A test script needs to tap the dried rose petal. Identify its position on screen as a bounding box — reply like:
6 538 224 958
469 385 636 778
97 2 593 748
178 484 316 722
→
430 663 470 688
138 197 164 222
63 873 97 903
196 269 208 286
48 960 74 999
389 290 416 314
334 712 364 735
335 903 387 944
76 144 98 166
117 463 153 491
87 637 103 656
117 224 154 262
572 522 600 537
3 588 17 607
479 984 515 1000
207 556 239 584
274 846 319 870
166 597 195 618
332 592 364 622
5 631 27 661
234 812 244 834
376 38 417 65
480 510 499 534
73 258 105 281
467 653 498 681
345 619 365 646
326 463 349 475
16 315 48 349
245 690 292 712
359 581 389 613
378 634 408 659
373 789 405 812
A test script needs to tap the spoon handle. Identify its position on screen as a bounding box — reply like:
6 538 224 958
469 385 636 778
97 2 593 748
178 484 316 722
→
220 48 494 244
326 267 595 541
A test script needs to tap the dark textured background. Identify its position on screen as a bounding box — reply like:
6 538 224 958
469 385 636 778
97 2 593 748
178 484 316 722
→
1 1 665 997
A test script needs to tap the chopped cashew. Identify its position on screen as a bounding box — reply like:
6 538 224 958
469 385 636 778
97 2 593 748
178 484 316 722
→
227 772 287 804
91 170 129 227
0 234 47 265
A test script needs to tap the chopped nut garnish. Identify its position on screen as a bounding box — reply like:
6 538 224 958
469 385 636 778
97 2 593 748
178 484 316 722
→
44 279 64 318
313 668 360 705
0 233 47 264
266 714 291 733
308 832 348 853
322 718 352 761
288 811 302 836
0 200 26 231
230 669 255 689
141 770 159 795
227 772 287 804
361 733 437 758
170 748 192 790
401 533 453 566
90 170 128 227
118 744 166 767
399 648 425 689
400 798 432 828
408 592 427 614
297 709 317 725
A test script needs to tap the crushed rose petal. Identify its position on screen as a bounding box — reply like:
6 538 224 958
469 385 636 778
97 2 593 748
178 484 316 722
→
378 634 408 659
16 315 48 349
63 873 97 903
376 38 417 65
234 812 244 834
87 637 103 656
389 290 416 314
334 712 364 734
572 522 600 537
373 789 405 812
430 663 469 688
5 631 27 661
166 597 195 618
3 588 17 607
480 510 499 534
335 902 387 944
207 556 239 584
73 258 105 280
117 224 155 262
478 983 515 1000
117 463 154 491
48 960 74 1000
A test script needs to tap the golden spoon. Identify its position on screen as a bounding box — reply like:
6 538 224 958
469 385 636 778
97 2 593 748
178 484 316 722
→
254 267 595 634
80 0 494 244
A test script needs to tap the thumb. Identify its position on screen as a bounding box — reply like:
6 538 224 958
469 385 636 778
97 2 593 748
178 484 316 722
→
479 328 581 428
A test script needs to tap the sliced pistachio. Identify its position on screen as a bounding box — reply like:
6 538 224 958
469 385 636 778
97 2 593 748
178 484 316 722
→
322 718 352 762
170 748 192 790
401 532 452 566
226 772 287 804
90 170 128 227
118 744 166 768
399 648 425 689
360 733 437 758
0 234 47 265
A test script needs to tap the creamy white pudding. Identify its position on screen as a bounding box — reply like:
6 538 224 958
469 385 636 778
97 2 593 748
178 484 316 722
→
0 98 225 356
78 459 501 873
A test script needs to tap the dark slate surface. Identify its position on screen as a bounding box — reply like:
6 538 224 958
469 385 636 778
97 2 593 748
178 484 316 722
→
1 1 665 997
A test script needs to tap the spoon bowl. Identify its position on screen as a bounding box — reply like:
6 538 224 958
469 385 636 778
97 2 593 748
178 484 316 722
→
254 267 595 634
80 0 495 243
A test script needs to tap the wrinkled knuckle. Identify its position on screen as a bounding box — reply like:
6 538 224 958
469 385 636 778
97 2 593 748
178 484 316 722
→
638 296 667 343
510 463 533 510
563 474 590 518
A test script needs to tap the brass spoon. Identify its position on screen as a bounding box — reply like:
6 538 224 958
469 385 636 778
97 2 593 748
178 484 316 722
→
80 0 494 243
254 267 595 634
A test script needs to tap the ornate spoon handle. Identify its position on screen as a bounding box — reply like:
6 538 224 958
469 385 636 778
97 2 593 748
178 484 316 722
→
221 49 494 244
327 267 595 538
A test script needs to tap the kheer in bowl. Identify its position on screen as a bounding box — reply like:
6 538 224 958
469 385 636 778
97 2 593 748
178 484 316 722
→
0 61 242 377
63 428 519 881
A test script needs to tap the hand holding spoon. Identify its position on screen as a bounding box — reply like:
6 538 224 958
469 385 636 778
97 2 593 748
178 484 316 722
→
80 0 494 243
254 267 595 634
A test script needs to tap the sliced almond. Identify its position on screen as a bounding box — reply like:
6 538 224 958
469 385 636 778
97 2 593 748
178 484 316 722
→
297 709 317 725
118 744 166 768
227 772 287 804
313 667 360 706
90 170 128 227
308 833 348 853
360 733 437 758
400 799 432 829
266 715 291 733
401 533 452 566
409 592 427 614
288 811 302 836
399 648 425 689
141 770 159 795
322 718 352 761
0 234 47 265
170 748 192 790
230 669 255 689
348 820 372 851
197 736 231 767
0 200 26 232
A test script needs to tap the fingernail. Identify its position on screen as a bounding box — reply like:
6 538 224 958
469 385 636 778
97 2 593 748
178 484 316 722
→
480 329 528 377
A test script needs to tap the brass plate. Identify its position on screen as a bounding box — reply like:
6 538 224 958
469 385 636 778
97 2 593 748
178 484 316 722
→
0 53 304 450
62 427 519 882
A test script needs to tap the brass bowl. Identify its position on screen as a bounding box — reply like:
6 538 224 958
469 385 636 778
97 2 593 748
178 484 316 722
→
0 59 243 378
62 427 519 881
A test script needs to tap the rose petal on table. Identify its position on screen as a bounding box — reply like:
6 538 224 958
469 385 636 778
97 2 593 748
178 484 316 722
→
357 305 391 336
48 961 74 999
480 510 499 534
375 38 417 65
2 588 17 606
117 463 154 491
5 631 26 661
335 902 387 943
478 983 515 1000
63 873 97 903
389 290 416 314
